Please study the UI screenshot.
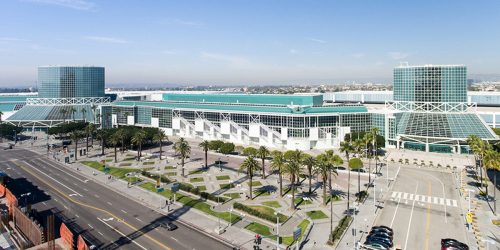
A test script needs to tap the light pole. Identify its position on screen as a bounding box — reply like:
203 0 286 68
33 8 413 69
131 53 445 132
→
229 208 233 227
274 210 280 250
373 183 376 213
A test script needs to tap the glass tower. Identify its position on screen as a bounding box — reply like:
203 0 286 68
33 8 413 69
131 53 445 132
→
393 65 467 103
38 66 105 98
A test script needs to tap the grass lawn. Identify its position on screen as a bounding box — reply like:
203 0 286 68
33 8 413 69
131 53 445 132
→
262 201 281 208
142 161 155 165
216 175 230 181
219 183 235 189
81 161 137 179
223 193 241 199
306 210 328 220
190 177 204 183
282 219 310 245
249 206 288 222
139 182 241 223
105 159 113 162
196 186 207 191
188 168 204 175
245 222 275 239
247 181 262 187
165 166 175 170
123 156 136 161
327 194 342 204
294 197 313 206
119 162 133 167
166 172 176 176
253 190 271 198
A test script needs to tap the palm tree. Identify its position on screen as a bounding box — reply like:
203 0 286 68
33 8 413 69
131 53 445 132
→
284 150 303 184
315 153 331 206
174 137 191 177
131 129 147 159
363 133 373 184
331 154 343 190
239 156 260 199
70 131 82 161
60 108 68 122
324 150 335 191
257 146 270 178
199 140 210 169
96 129 107 155
353 138 364 194
154 130 168 161
70 107 77 121
96 113 102 126
109 132 120 163
91 104 97 123
467 135 487 192
0 111 3 122
349 158 364 194
271 151 286 197
115 128 126 153
284 158 302 210
81 107 87 122
302 154 316 194
370 128 380 173
84 123 95 155
340 140 353 210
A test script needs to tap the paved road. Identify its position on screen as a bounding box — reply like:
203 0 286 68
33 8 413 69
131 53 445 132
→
0 147 233 250
374 167 468 250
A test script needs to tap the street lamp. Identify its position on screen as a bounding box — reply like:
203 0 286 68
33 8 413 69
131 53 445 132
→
229 208 233 227
274 210 281 250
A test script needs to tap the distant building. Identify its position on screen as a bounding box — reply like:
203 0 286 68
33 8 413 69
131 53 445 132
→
38 66 105 98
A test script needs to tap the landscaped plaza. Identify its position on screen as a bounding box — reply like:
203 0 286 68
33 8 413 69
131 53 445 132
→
15 126 497 250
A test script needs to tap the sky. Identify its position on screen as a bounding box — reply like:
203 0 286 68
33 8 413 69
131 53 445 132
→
1 0 500 86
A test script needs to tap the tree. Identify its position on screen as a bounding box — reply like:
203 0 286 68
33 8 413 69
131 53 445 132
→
208 140 224 151
331 154 343 192
284 158 302 210
316 153 332 206
60 108 68 123
115 128 126 153
219 142 235 154
0 111 3 122
349 158 364 194
302 154 316 194
199 140 210 169
257 146 270 179
239 156 260 199
81 107 87 122
96 129 107 155
84 123 95 155
243 146 258 156
109 132 120 163
131 129 147 159
370 127 380 173
284 150 303 184
70 107 77 121
70 131 82 161
153 130 167 160
270 151 286 197
363 133 373 184
340 140 353 210
174 137 191 177
91 104 97 123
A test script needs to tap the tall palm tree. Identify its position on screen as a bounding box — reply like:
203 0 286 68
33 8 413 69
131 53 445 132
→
315 153 331 206
174 137 191 177
154 130 168 160
363 133 373 184
131 129 147 159
353 138 365 194
340 140 353 210
70 131 82 161
302 154 316 194
84 123 95 155
60 108 68 122
331 154 343 189
467 135 487 192
257 146 270 179
81 107 87 122
109 132 120 163
70 107 77 121
284 150 303 184
324 150 335 191
370 127 380 173
199 140 210 169
91 104 97 123
115 128 126 153
96 129 107 155
239 156 260 199
271 151 286 197
96 113 102 126
284 158 302 210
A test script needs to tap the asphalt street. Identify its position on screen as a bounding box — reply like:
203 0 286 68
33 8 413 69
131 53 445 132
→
374 166 468 250
0 147 233 250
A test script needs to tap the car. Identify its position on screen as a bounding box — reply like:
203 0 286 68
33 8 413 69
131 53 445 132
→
363 242 389 250
160 222 177 231
334 166 346 170
351 168 366 173
366 236 393 248
370 228 394 237
372 225 394 233
368 231 392 240
441 239 469 250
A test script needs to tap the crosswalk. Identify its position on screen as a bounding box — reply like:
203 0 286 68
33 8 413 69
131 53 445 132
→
390 191 458 207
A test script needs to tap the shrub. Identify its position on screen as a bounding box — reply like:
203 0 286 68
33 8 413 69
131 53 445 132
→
243 147 258 156
178 182 228 203
233 202 285 223
355 191 368 202
328 215 352 245
219 142 235 154
208 140 224 151
234 145 245 154
349 158 363 169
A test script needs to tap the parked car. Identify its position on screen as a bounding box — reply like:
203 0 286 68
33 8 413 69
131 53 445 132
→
441 239 469 250
364 242 389 250
366 235 393 248
370 228 394 237
161 222 177 231
372 226 394 233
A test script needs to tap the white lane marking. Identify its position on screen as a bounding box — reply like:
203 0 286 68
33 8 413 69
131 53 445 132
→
446 199 451 206
170 237 178 242
404 183 419 250
69 194 78 197
23 161 83 197
391 192 397 198
107 202 112 206
75 214 79 218
94 194 100 198
83 188 89 191
88 224 93 229
102 217 114 222
403 193 408 199
97 218 147 250
121 210 127 214
136 218 143 222
415 195 420 201
427 196 432 203
390 197 402 228
98 231 104 236
396 192 402 199
420 195 426 202
440 198 445 205
31 159 88 183
434 197 439 204
42 202 47 206
64 205 68 210
409 194 414 201
452 200 458 207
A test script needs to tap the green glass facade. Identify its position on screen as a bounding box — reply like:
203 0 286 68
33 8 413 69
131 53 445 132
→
38 66 105 98
394 65 467 103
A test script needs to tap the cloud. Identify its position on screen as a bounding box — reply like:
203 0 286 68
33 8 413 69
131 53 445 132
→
20 0 96 10
389 52 410 60
200 52 250 66
289 49 298 54
0 37 29 42
306 37 327 44
84 36 129 44
352 53 365 59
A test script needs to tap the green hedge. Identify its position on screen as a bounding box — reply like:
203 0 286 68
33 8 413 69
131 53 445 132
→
328 215 352 245
233 202 285 223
